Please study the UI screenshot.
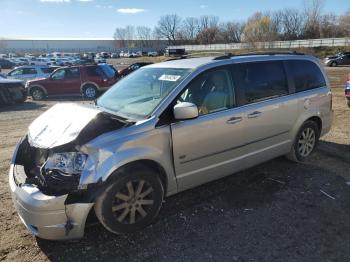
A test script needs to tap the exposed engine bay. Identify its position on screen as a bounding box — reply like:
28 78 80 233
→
13 103 131 196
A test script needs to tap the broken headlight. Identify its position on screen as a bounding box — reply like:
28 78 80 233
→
45 152 87 174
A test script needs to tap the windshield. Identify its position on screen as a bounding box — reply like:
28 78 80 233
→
97 67 192 119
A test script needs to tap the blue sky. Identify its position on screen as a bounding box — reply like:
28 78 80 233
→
0 0 349 39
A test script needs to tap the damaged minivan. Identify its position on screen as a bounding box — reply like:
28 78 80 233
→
9 53 332 240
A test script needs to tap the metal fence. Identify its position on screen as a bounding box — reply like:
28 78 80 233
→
168 38 350 52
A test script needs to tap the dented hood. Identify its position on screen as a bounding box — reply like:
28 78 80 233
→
28 103 102 148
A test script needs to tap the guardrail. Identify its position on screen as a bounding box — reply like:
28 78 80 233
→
168 38 350 51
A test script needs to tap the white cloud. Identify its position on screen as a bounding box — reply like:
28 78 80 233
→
117 8 145 14
200 4 208 9
39 0 71 2
78 0 94 2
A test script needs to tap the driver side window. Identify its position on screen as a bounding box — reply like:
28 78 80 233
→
179 68 235 115
52 69 65 80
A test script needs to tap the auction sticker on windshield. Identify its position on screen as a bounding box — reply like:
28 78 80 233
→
158 74 181 81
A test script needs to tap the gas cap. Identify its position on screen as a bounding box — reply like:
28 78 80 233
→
304 99 311 109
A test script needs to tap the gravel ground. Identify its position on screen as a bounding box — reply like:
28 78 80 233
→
0 65 349 261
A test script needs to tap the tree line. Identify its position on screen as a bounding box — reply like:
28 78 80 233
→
114 0 350 47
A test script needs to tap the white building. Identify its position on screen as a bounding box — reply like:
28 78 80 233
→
0 38 167 53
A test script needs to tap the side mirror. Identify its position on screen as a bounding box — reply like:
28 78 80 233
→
173 102 198 120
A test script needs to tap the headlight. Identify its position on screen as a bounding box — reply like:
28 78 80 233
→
45 152 87 174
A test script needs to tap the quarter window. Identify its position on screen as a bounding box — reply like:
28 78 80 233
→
179 68 235 115
234 61 288 104
288 60 326 92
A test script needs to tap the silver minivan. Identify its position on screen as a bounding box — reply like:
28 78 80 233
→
9 53 332 240
7 66 58 82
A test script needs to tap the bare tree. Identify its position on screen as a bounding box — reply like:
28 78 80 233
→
339 9 350 37
136 26 152 48
276 8 304 40
196 27 222 44
319 13 341 38
154 14 181 44
113 25 135 48
199 15 219 31
113 27 127 48
219 21 244 43
180 17 199 41
303 0 325 38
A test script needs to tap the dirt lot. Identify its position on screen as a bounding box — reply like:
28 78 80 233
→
0 63 349 261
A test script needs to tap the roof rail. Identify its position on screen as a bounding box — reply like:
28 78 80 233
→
212 53 234 60
213 51 304 60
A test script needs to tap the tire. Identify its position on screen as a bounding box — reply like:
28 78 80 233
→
30 87 45 100
286 120 320 162
82 84 98 99
94 165 164 234
330 61 337 67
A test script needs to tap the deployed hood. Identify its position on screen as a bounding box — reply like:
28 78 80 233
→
0 78 24 84
28 103 129 149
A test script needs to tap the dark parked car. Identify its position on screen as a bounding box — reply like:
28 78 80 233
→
0 59 16 69
0 78 27 105
27 64 118 100
324 52 350 67
118 62 153 77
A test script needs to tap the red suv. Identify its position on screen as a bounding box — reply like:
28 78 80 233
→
27 64 118 100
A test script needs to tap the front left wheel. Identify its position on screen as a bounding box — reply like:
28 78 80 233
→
94 166 164 234
31 87 45 100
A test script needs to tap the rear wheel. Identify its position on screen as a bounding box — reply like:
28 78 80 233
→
94 166 164 234
82 84 98 99
347 99 350 108
31 87 45 100
287 120 319 162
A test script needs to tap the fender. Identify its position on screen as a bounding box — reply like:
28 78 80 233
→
80 81 99 92
79 125 178 197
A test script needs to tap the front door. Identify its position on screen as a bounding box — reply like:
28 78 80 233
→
171 66 247 191
46 68 81 95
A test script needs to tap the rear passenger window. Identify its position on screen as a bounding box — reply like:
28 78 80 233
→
234 61 288 103
23 68 37 75
288 60 326 92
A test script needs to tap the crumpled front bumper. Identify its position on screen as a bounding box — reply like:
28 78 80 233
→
9 162 94 240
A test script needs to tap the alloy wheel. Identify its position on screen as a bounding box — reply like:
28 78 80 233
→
32 89 44 100
112 180 154 224
85 87 96 98
298 127 316 157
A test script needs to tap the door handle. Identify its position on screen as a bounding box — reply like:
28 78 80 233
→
247 111 262 118
226 116 242 124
